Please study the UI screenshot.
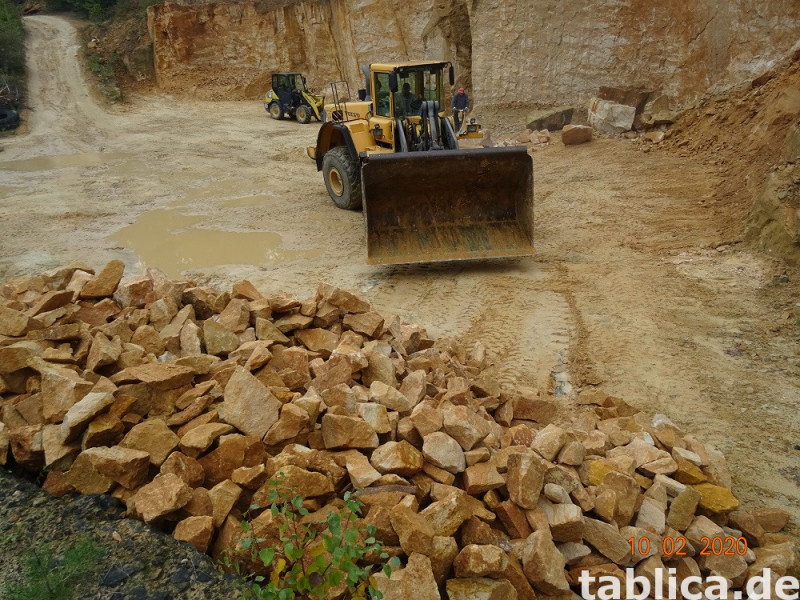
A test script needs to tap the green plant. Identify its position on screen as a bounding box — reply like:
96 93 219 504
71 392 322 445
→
0 0 25 81
2 535 106 600
226 482 400 600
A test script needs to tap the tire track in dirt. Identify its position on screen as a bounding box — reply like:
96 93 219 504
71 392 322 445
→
365 263 576 398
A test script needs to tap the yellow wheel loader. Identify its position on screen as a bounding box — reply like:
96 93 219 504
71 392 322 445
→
264 72 324 124
307 62 533 265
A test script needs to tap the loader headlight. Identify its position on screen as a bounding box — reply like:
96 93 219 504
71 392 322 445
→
373 124 384 138
267 91 272 98
467 124 478 132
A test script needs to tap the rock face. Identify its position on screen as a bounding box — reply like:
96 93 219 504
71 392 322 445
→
146 0 800 107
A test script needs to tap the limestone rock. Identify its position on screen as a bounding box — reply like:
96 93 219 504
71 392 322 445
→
343 310 384 338
132 472 193 522
506 451 546 509
582 517 631 564
442 404 490 451
336 450 383 488
690 482 739 514
561 124 593 145
113 276 153 308
453 544 509 578
126 362 195 391
463 462 505 495
357 402 391 435
445 577 517 600
120 419 179 466
60 391 116 442
375 553 441 600
422 431 466 474
179 422 234 457
321 414 379 449
217 298 251 333
263 403 311 447
66 451 113 494
208 479 242 527
370 440 424 476
82 445 151 489
369 380 414 413
538 498 584 543
161 451 206 487
533 423 568 461
390 504 435 555
295 327 339 355
79 260 125 298
219 366 281 439
588 98 636 134
420 494 473 537
40 365 93 423
173 515 215 553
526 106 574 131
748 507 790 533
495 500 532 539
203 320 240 356
666 486 702 531
255 464 332 501
521 530 569 594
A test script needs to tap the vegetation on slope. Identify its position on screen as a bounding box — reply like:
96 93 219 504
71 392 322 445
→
0 0 25 90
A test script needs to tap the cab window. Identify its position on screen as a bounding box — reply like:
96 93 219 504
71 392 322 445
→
274 74 288 90
373 73 391 117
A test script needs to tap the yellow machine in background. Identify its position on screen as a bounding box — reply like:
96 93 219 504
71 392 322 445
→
264 72 324 124
307 62 533 265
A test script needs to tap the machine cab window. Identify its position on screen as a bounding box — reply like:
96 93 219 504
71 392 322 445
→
373 73 391 117
273 74 289 91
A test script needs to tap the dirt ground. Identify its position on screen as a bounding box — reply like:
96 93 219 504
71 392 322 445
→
2 15 799 536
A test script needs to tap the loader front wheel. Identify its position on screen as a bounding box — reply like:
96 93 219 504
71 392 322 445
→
295 105 312 124
322 146 362 210
268 102 283 120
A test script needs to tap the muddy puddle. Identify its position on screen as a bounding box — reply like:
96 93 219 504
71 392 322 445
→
110 209 323 277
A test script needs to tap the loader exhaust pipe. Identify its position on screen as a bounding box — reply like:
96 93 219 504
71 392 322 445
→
361 146 534 265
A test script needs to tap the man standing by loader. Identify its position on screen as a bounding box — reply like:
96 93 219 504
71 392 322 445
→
452 87 469 131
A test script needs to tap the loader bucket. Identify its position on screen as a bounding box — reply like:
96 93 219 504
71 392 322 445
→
361 146 534 265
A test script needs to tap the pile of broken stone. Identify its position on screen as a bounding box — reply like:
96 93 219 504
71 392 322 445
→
0 260 795 600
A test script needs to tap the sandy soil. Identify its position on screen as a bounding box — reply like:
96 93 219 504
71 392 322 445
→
2 16 799 534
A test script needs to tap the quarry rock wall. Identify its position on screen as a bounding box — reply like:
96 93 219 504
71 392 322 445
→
147 0 800 107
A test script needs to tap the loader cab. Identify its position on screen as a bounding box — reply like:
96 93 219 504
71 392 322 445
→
271 72 306 107
368 62 454 151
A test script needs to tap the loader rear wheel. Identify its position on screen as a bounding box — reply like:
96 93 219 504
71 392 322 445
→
322 146 362 210
295 105 311 124
268 102 283 120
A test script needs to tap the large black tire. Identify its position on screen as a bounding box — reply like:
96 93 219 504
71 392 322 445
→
268 102 283 120
0 108 19 130
322 146 362 210
295 104 312 124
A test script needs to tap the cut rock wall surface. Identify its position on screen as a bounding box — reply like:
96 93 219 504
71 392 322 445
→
146 0 471 100
146 0 800 106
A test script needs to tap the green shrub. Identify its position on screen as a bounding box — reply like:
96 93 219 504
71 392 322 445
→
2 535 106 600
0 0 25 79
226 482 400 600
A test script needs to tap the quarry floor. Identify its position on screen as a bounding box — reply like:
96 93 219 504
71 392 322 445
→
1 15 799 537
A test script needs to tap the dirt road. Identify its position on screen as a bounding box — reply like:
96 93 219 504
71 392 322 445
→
2 16 799 531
